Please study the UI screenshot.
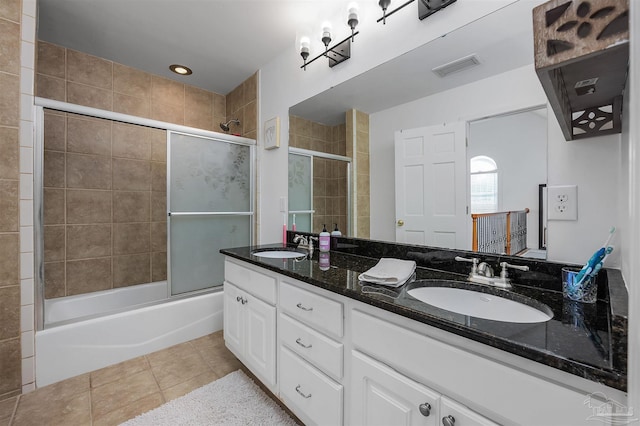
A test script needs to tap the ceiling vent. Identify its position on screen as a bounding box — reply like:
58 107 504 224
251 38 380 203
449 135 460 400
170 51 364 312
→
432 54 480 78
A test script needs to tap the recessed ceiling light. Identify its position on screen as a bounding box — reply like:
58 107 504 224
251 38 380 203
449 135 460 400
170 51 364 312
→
170 64 193 75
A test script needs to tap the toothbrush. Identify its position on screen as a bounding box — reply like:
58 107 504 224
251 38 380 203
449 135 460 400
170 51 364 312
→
282 213 287 246
292 214 296 232
574 227 615 287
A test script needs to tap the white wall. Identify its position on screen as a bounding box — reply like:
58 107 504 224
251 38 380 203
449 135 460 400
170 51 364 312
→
369 64 621 266
258 0 516 244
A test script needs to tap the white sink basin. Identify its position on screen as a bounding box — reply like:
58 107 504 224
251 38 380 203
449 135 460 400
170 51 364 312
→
252 250 307 259
407 286 552 323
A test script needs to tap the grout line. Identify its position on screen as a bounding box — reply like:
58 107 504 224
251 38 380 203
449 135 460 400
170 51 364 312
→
8 394 20 426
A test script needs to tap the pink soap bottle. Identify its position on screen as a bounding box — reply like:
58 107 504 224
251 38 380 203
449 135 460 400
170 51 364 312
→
319 224 330 252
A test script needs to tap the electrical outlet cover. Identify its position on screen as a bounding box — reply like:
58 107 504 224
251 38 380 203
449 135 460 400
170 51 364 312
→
548 185 577 220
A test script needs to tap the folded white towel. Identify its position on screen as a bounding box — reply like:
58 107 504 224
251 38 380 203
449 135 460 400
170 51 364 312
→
358 258 416 288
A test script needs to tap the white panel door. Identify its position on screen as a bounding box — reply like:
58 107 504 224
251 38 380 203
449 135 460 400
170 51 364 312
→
350 350 440 426
395 123 467 249
245 293 276 386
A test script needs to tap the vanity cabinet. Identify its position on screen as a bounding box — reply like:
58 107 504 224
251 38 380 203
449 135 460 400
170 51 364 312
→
350 350 496 426
223 259 277 389
277 278 345 425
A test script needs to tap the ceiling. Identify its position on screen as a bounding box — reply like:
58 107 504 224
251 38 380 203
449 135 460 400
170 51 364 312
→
37 0 370 95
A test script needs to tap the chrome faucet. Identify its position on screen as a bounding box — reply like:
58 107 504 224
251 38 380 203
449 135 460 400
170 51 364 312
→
455 256 529 289
293 234 317 255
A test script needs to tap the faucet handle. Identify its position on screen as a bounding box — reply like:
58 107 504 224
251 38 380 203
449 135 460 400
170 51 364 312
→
455 256 479 274
499 261 529 278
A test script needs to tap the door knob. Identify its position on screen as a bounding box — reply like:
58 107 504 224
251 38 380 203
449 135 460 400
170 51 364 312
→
442 415 455 426
418 402 431 416
397 220 404 226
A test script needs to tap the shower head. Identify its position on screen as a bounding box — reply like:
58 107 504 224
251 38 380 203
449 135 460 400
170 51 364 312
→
220 119 240 132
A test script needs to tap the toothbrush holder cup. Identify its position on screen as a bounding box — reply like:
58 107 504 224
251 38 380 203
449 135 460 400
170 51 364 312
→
561 267 598 304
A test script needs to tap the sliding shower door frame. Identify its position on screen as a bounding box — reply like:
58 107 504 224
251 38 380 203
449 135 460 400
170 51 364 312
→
166 130 255 297
33 97 256 331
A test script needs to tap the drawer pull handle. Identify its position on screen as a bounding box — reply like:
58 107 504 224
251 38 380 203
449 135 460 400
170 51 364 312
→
442 415 455 426
295 385 312 399
419 402 431 417
241 297 248 305
296 303 313 311
295 338 312 349
236 296 242 302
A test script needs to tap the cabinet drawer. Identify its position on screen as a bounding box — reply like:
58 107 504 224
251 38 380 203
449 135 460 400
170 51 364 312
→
280 280 343 338
441 396 498 426
280 346 343 426
279 312 343 380
225 259 277 304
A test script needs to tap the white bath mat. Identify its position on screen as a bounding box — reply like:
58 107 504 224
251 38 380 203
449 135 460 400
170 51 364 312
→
120 370 298 426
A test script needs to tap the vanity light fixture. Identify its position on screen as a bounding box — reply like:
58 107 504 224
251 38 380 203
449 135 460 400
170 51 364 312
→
300 4 359 70
377 0 415 24
169 64 193 75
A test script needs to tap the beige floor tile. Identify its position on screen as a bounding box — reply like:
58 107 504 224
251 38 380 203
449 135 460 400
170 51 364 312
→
12 391 91 426
91 355 149 389
161 370 220 402
91 369 159 419
0 396 17 425
92 392 164 426
147 342 213 390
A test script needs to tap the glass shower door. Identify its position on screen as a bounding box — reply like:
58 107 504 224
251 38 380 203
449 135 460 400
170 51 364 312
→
288 153 313 231
168 132 253 295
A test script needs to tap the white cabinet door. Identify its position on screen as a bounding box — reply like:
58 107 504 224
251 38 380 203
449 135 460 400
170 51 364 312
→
223 282 244 357
439 396 498 426
351 350 440 426
245 292 276 385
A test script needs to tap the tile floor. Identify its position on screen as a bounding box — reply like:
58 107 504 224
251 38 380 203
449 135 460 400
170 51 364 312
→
0 330 292 426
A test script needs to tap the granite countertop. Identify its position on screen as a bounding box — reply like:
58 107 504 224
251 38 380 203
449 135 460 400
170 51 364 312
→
220 234 628 392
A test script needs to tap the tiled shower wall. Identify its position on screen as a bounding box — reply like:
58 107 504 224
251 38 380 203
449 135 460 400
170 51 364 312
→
347 109 370 238
43 111 168 298
289 115 348 234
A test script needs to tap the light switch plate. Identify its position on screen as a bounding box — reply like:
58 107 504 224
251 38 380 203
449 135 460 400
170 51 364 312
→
548 185 577 220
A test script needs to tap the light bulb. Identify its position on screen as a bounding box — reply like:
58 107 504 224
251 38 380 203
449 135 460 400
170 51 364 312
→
300 37 310 60
321 22 332 49
347 2 359 39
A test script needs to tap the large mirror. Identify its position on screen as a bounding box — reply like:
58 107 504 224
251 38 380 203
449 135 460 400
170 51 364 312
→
288 0 612 263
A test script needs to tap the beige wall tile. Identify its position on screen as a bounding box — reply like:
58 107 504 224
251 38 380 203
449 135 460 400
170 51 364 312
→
151 251 167 282
43 150 65 188
113 191 150 223
0 180 18 232
67 115 112 156
0 18 20 74
67 82 113 111
0 285 19 340
185 85 212 115
0 0 20 21
66 189 112 224
0 72 19 127
151 76 184 107
67 153 112 189
36 74 66 102
113 223 149 254
66 224 112 260
43 110 66 152
151 162 166 192
0 234 19 286
213 93 226 118
67 49 113 90
113 93 150 118
67 258 112 295
0 338 20 396
244 101 257 134
151 191 166 222
150 102 184 125
44 261 65 298
44 225 65 262
112 158 151 191
150 129 166 162
185 111 214 131
226 84 243 118
43 188 65 225
150 222 166 252
244 130 256 140
0 127 18 179
243 73 257 105
113 253 150 287
113 63 151 99
37 41 66 79
113 123 150 160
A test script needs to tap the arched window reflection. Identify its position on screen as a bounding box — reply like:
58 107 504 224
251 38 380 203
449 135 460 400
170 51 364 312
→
470 155 498 213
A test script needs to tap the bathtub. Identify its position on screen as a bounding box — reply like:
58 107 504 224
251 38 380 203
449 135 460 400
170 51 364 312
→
35 283 224 387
